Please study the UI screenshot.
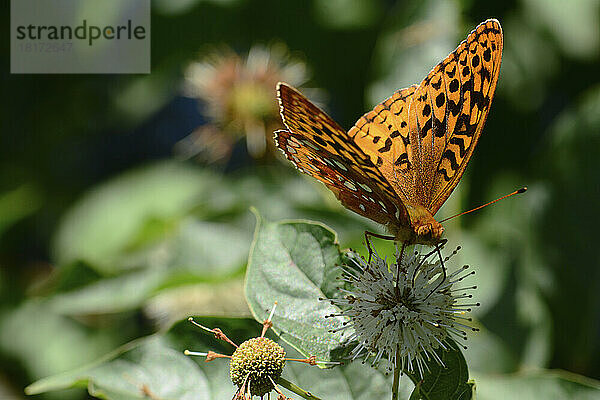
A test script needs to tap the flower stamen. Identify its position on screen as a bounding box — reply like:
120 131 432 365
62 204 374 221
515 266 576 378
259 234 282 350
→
328 244 478 376
183 349 231 362
188 317 238 348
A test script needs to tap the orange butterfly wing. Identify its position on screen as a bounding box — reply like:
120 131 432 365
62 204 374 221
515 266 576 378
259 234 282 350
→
275 83 409 227
350 19 503 214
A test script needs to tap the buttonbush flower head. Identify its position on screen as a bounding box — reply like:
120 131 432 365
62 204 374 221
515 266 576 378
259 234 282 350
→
180 43 309 162
185 303 335 399
328 244 479 377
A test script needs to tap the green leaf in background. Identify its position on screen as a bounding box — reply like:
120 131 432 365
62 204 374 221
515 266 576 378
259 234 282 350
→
463 325 517 375
367 0 460 106
0 184 42 237
313 0 384 30
46 268 167 315
164 219 250 277
500 16 559 111
52 161 212 273
474 370 600 400
26 336 208 400
43 216 251 316
522 0 599 60
0 300 118 399
245 215 351 362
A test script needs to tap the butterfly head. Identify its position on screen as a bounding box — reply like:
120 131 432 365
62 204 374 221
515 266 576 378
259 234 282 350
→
391 204 445 245
413 221 445 245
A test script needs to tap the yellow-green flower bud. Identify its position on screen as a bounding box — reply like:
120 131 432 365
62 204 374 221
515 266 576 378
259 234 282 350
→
230 337 286 397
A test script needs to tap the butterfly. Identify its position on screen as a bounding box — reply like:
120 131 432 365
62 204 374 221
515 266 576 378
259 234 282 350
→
274 19 503 246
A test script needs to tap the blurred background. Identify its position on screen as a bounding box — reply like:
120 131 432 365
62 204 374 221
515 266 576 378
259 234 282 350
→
1 0 600 398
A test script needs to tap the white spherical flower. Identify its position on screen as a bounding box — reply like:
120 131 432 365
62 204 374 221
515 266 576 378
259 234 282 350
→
328 244 478 377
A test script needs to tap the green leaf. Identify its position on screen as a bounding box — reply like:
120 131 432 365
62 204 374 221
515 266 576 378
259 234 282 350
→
245 215 351 362
52 161 213 273
163 219 251 277
0 300 117 381
46 217 250 315
473 370 600 400
407 339 473 400
46 268 168 315
522 0 599 60
282 345 414 400
0 184 42 237
462 325 517 374
26 336 209 400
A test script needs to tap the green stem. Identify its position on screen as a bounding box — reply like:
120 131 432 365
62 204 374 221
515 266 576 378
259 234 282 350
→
277 376 322 400
392 347 401 400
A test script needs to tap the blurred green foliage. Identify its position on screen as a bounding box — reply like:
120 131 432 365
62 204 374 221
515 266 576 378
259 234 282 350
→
1 0 600 398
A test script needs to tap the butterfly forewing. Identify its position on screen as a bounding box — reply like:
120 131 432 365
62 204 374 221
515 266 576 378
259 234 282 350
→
350 19 503 215
427 19 503 213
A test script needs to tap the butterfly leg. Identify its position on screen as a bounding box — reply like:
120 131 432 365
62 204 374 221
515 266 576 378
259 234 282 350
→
411 244 439 288
364 230 395 264
411 239 448 290
395 241 407 296
423 239 449 300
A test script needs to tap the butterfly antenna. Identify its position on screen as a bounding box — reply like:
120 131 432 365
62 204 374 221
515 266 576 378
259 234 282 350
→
439 187 527 223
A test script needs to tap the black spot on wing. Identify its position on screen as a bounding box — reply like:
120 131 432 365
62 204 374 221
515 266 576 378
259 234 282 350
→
441 149 459 172
312 134 327 147
449 136 467 157
449 79 459 93
436 93 445 107
483 47 491 62
394 153 410 168
420 118 432 138
378 137 392 153
423 104 431 117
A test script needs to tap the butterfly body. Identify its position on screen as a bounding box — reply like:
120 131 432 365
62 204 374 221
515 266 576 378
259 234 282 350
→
275 19 503 245
393 203 444 245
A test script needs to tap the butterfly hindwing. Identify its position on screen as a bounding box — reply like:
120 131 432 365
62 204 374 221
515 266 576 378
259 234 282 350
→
277 84 400 200
274 129 405 226
276 83 410 226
